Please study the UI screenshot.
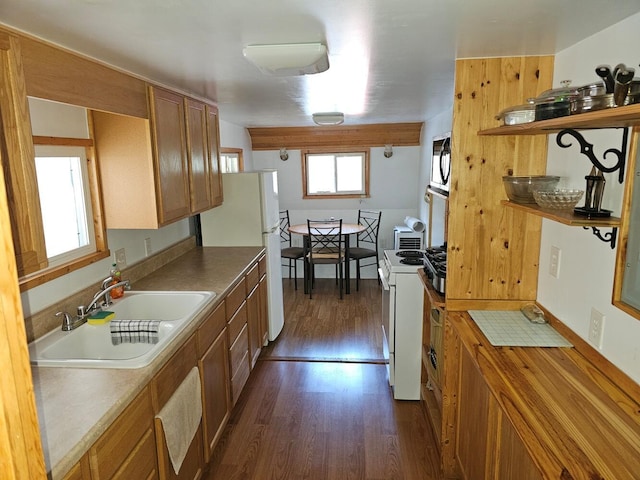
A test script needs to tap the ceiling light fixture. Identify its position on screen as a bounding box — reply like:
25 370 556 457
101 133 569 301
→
242 43 329 76
312 112 344 126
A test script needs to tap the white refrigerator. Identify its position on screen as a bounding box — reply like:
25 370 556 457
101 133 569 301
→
199 170 285 341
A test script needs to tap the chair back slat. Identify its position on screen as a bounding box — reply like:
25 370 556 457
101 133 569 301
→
307 219 343 261
356 210 381 248
279 210 292 245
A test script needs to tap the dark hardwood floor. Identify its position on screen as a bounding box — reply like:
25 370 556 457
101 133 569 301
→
205 278 442 480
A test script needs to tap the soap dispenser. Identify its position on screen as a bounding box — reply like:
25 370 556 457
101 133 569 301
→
109 263 124 299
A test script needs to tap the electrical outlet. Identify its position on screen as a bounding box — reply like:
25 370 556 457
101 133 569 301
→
115 248 127 268
549 246 561 278
588 308 605 349
144 237 153 257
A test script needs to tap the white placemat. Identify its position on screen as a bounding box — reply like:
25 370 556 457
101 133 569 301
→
468 310 573 347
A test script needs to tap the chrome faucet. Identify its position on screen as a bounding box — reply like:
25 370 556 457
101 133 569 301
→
57 278 131 331
83 278 131 314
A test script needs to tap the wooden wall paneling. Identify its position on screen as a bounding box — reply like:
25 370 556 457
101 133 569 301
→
13 27 149 118
0 32 48 277
0 58 47 478
248 122 423 150
447 56 553 302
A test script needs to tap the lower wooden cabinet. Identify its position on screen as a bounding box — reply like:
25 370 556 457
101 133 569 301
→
151 335 204 480
455 340 542 480
85 386 158 480
197 301 231 463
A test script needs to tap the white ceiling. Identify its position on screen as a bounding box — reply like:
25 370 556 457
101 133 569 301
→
2 0 640 128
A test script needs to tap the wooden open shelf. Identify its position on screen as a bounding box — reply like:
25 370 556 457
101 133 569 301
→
478 103 640 136
501 200 621 227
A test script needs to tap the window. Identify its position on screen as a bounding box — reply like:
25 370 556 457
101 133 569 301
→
302 148 369 198
220 147 244 173
34 145 96 267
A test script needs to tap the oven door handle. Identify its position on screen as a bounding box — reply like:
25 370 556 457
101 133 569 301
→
378 268 390 291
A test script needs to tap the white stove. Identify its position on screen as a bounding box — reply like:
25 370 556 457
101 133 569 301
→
378 249 424 400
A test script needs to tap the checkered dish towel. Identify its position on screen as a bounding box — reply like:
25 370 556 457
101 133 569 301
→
110 319 161 345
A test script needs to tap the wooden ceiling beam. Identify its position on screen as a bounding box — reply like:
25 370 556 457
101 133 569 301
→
248 122 423 150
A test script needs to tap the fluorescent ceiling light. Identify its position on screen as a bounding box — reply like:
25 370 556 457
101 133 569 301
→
312 112 344 126
242 43 329 76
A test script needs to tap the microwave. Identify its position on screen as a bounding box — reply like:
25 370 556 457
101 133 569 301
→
429 132 451 196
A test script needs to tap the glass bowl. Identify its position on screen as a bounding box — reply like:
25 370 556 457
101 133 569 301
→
532 189 584 210
502 176 561 204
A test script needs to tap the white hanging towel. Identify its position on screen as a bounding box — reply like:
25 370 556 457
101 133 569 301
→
155 366 202 474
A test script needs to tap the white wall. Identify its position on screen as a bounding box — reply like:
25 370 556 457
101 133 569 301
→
252 145 424 278
537 12 640 383
219 119 254 169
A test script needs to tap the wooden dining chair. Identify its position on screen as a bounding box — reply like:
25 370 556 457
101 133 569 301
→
348 209 382 290
279 210 304 290
306 219 344 299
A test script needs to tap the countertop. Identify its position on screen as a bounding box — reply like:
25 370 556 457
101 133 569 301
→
447 310 640 478
32 246 264 480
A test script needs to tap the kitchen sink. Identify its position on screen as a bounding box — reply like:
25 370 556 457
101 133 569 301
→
29 291 215 369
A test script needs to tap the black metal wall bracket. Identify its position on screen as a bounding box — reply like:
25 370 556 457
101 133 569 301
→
583 226 618 249
556 127 628 184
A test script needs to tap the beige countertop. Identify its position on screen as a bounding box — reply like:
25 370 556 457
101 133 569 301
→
32 246 264 480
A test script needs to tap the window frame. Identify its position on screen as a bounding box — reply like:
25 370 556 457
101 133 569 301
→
19 136 109 291
220 147 244 173
301 147 370 199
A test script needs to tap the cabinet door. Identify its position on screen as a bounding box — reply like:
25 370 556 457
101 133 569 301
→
496 416 543 480
247 283 261 369
151 335 204 480
456 346 492 479
205 104 223 207
149 86 191 225
185 98 211 214
199 327 230 463
90 385 158 480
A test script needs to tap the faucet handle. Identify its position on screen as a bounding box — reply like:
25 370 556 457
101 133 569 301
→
56 311 73 331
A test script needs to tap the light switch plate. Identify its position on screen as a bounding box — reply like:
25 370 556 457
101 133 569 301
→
588 308 605 349
549 246 561 278
144 237 152 257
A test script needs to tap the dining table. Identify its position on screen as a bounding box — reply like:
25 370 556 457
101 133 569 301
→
288 222 366 294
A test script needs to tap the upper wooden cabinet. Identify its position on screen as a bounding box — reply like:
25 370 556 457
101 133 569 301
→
185 98 212 214
0 32 48 277
92 86 223 229
148 86 191 224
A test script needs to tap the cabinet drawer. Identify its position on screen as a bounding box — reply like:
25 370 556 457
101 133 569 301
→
225 278 246 320
230 349 250 406
258 254 267 278
152 335 197 410
246 262 259 291
229 323 249 378
196 300 226 356
90 386 155 480
227 301 247 344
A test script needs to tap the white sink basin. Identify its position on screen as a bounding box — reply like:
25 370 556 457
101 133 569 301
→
29 291 215 369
